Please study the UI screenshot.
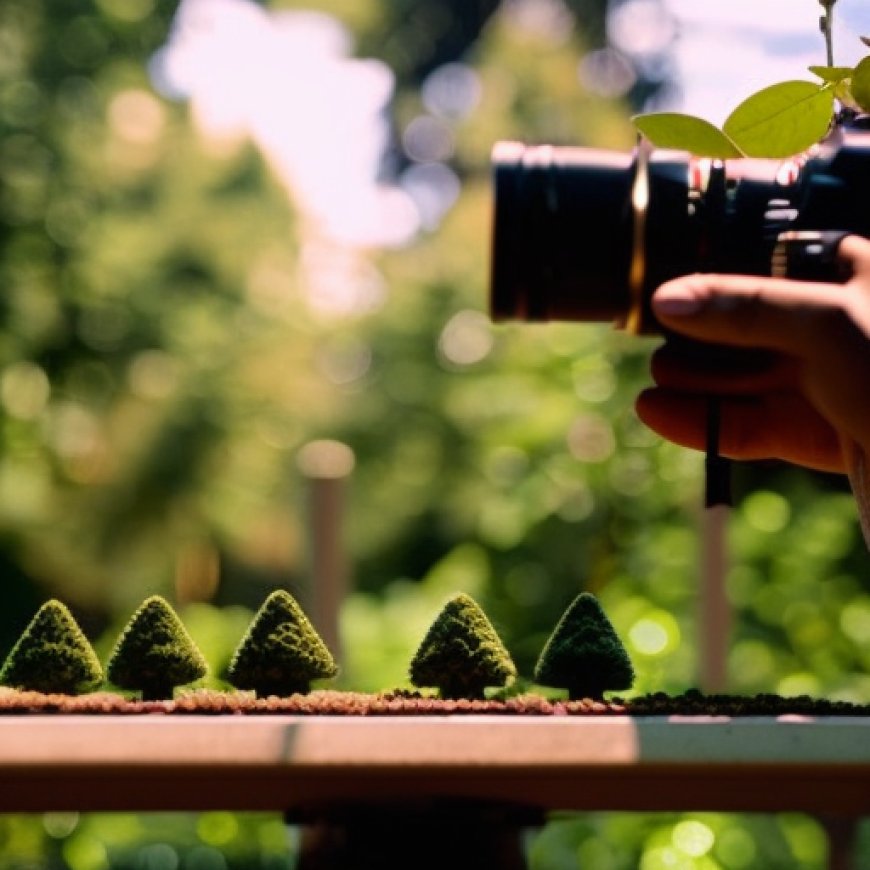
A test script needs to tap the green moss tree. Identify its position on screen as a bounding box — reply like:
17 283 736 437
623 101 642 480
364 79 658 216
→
409 592 517 699
534 592 634 701
0 599 102 695
106 596 208 701
227 590 338 697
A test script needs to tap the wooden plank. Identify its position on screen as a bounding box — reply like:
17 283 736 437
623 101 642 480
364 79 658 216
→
0 715 869 814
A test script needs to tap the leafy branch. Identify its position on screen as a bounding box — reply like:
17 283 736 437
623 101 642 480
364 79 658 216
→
632 1 870 159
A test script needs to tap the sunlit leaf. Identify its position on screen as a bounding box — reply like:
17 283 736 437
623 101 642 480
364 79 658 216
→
851 56 870 112
834 80 859 110
631 112 743 158
808 65 853 82
723 80 835 157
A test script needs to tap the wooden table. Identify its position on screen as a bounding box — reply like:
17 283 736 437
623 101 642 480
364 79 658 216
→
2 714 867 868
1 713 869 813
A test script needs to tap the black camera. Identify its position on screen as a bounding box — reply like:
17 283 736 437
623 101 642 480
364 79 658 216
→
489 124 870 334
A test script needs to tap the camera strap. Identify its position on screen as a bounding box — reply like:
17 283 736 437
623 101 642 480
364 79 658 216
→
704 397 732 508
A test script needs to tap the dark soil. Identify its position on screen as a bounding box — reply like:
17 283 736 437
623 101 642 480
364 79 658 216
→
1 686 869 716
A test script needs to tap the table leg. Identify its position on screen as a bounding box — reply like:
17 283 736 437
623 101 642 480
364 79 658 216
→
288 800 543 870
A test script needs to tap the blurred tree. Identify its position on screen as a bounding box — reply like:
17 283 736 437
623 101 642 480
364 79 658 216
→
0 0 318 628
357 0 502 83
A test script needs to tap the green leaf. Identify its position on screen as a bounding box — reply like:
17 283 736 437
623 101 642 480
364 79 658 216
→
723 80 835 158
851 56 870 112
631 113 743 158
834 80 859 110
808 65 853 83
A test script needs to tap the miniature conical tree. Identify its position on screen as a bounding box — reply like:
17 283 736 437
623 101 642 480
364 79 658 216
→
409 592 517 700
0 599 103 695
106 595 208 701
226 589 338 697
534 591 634 701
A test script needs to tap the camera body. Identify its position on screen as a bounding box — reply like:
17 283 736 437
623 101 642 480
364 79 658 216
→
489 124 870 333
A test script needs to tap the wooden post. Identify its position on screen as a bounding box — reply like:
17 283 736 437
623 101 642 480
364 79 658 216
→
297 440 355 666
820 816 858 870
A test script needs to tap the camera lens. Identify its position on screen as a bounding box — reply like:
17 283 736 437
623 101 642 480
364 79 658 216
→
490 141 635 323
490 130 870 331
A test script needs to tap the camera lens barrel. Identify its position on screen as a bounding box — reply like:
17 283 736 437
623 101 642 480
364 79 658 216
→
490 141 635 323
490 141 699 331
490 129 870 329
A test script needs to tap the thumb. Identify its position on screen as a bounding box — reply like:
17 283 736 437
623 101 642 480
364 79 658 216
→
838 234 870 284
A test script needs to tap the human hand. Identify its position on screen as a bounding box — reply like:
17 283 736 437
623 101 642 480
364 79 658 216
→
635 234 870 476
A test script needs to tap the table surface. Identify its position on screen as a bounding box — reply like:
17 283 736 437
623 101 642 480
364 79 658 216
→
2 714 870 815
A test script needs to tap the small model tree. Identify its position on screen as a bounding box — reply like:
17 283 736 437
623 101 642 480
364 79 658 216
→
534 591 634 701
0 599 103 695
106 595 208 701
226 589 338 697
409 592 517 700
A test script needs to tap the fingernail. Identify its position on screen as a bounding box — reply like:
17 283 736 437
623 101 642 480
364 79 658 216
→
653 296 703 317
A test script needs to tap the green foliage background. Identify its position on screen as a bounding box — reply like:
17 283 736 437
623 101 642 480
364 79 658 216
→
0 0 868 867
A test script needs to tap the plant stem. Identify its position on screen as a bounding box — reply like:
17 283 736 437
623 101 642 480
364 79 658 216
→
820 0 837 66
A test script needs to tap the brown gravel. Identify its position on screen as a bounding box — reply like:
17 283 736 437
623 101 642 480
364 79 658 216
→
0 687 626 716
0 687 867 716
